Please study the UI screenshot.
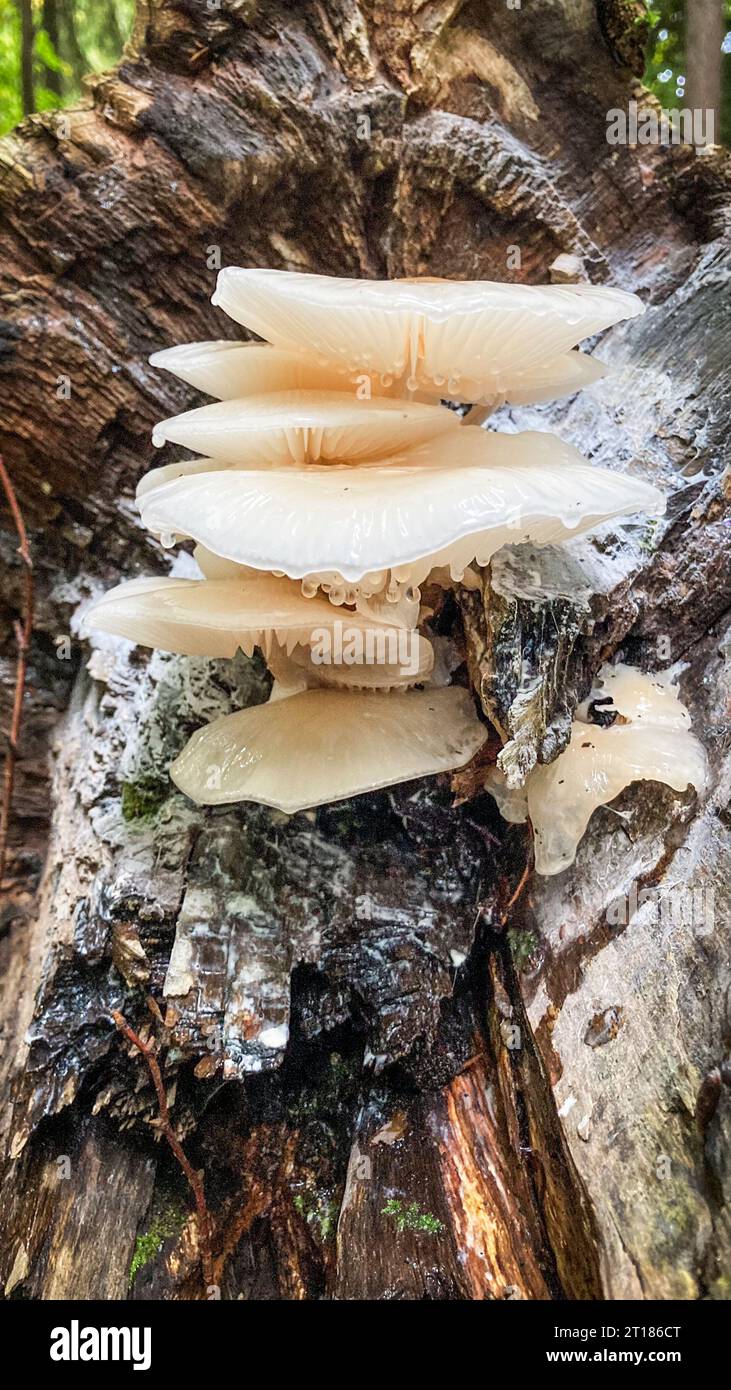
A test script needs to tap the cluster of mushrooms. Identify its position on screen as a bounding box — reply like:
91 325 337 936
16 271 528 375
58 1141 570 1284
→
86 270 707 873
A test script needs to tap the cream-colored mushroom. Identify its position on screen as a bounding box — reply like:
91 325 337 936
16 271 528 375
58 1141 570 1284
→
149 341 351 399
88 270 663 817
170 686 486 811
192 544 259 581
149 337 607 414
82 574 426 675
484 664 708 875
150 389 458 465
460 349 608 411
138 429 665 590
211 268 642 396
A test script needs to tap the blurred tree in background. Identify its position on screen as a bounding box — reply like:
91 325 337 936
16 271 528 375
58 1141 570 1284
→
644 0 731 145
0 2 729 144
0 0 134 133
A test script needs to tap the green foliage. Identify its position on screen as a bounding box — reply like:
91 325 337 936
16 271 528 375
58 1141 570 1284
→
0 0 134 137
0 2 22 131
382 1198 445 1235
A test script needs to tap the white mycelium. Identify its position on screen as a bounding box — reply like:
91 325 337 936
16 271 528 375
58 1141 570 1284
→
87 270 669 813
484 664 708 875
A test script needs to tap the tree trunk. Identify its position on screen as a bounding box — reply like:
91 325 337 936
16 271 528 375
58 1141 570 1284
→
17 0 34 116
686 0 724 141
41 0 63 102
0 0 729 1301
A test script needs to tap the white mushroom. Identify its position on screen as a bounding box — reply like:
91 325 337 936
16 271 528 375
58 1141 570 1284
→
484 664 708 875
149 337 607 413
170 686 487 811
138 429 665 588
211 269 642 396
82 573 424 670
463 350 608 411
88 270 664 816
149 341 351 399
150 389 458 465
192 544 258 580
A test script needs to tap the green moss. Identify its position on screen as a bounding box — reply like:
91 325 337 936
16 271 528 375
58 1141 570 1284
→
382 1198 445 1236
121 778 167 822
507 925 539 973
293 1190 339 1242
129 1203 185 1286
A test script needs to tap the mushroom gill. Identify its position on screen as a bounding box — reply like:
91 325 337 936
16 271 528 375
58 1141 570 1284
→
169 687 487 812
211 268 642 396
266 634 434 693
149 338 608 413
150 389 458 465
484 664 708 875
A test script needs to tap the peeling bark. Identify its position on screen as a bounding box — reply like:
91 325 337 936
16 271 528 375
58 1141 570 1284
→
0 0 729 1300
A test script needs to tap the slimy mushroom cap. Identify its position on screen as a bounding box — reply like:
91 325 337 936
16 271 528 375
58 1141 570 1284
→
170 686 487 812
149 338 608 413
83 573 419 664
138 429 665 587
485 664 707 875
149 341 352 400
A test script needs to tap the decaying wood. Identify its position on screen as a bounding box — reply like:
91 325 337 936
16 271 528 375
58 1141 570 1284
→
0 0 729 1300
0 456 33 891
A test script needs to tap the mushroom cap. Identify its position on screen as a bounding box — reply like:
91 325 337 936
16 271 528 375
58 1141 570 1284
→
193 544 259 581
150 389 458 465
148 338 607 411
137 456 219 501
212 268 643 391
170 686 487 811
138 429 665 586
149 341 351 400
576 662 691 729
82 573 414 660
485 664 707 875
484 350 608 409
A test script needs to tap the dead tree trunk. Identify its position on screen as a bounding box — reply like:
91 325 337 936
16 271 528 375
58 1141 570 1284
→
0 0 729 1301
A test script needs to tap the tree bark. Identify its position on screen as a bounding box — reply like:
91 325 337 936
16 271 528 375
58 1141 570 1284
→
0 0 729 1301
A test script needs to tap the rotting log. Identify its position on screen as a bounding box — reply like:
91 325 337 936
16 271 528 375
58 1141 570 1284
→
0 0 729 1300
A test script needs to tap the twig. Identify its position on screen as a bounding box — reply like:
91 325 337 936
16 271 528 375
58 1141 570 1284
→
0 455 33 893
472 820 534 933
112 1008 215 1291
499 846 533 928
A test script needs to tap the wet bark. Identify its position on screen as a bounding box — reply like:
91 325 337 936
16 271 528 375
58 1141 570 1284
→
0 0 729 1300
